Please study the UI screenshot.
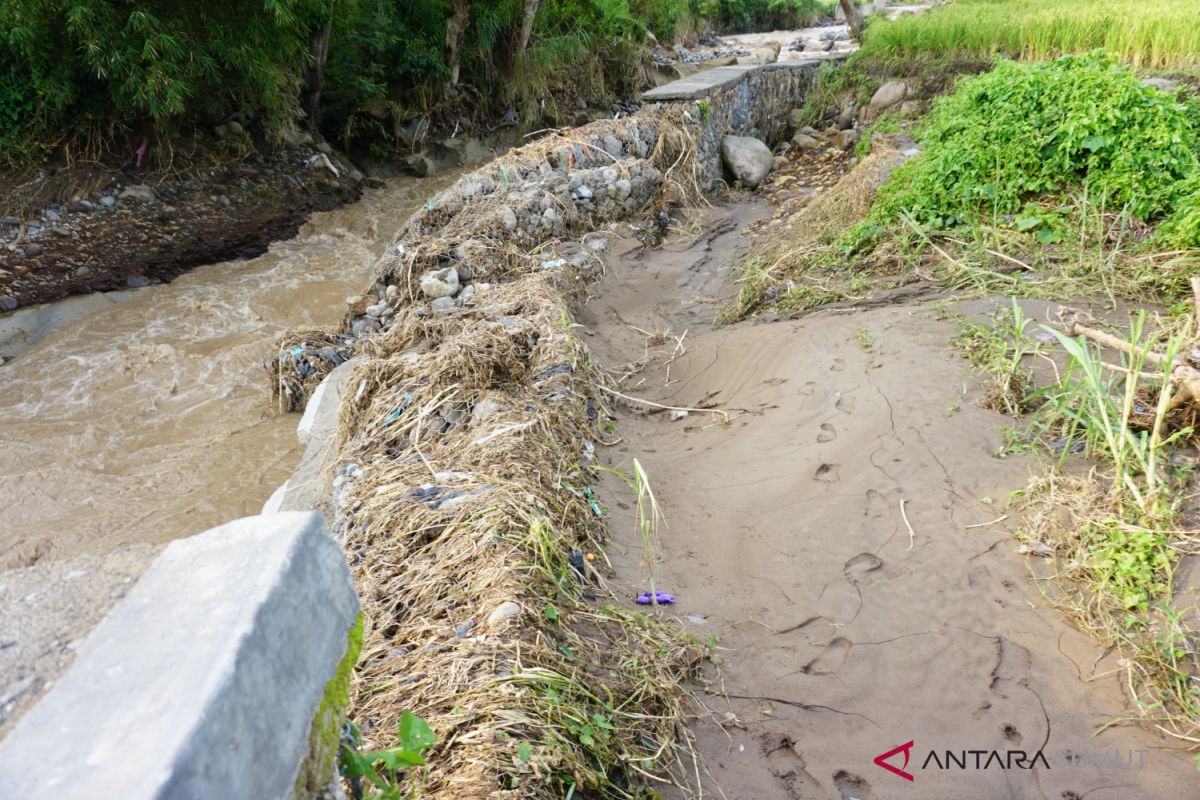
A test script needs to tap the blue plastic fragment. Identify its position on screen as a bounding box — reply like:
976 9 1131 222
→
635 591 676 606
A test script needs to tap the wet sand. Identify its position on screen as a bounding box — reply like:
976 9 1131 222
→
584 204 1197 799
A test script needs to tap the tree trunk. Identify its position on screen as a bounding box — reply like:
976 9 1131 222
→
445 0 472 86
303 19 332 127
839 0 864 38
517 0 541 54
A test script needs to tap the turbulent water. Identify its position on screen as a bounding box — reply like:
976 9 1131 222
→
0 174 455 571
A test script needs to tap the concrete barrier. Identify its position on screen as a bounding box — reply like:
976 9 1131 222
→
643 58 847 187
0 511 360 800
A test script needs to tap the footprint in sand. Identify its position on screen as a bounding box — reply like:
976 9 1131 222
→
836 393 855 414
831 357 846 372
801 636 852 675
763 734 824 798
814 463 839 482
817 422 837 443
843 553 883 584
1002 723 1022 744
833 770 875 800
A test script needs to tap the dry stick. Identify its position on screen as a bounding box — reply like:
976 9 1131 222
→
900 497 916 551
964 514 1009 530
601 385 729 423
1191 275 1200 325
1065 321 1167 365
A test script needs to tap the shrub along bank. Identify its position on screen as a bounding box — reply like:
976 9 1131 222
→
0 0 832 168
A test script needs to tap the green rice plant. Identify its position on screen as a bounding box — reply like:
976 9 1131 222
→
860 0 1200 72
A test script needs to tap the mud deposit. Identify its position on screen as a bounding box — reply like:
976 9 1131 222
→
585 205 1197 798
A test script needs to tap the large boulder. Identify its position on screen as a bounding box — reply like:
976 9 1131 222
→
866 80 908 120
720 136 774 188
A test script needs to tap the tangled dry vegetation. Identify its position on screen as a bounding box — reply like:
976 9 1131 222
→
722 135 908 321
268 110 711 798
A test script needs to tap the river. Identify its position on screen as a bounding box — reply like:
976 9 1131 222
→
0 174 455 572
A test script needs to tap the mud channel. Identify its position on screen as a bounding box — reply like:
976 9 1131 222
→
585 203 1198 798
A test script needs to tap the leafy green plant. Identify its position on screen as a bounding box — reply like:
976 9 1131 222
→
341 711 437 800
852 53 1200 250
951 298 1037 415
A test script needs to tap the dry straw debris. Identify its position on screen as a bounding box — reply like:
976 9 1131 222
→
269 108 712 797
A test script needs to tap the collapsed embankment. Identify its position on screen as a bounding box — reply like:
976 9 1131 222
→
268 59 834 797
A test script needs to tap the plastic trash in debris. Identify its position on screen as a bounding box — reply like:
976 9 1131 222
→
582 486 604 518
540 259 566 269
383 391 415 424
1048 437 1085 454
635 591 676 605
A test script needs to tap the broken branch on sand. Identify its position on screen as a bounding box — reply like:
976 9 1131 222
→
601 385 730 423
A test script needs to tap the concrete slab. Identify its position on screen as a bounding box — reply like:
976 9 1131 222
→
281 359 356 514
641 60 830 102
0 511 360 800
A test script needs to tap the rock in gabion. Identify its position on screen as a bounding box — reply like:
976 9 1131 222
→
420 268 460 299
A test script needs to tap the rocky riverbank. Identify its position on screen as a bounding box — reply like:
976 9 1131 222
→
0 135 366 311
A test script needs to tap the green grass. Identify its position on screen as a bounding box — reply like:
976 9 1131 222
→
860 0 1200 72
1011 317 1200 745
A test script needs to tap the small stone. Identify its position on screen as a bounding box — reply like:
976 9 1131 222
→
25 244 42 256
0 296 17 312
832 129 860 151
228 121 245 136
420 267 460 299
385 284 398 301
1 677 34 706
613 179 632 200
50 226 71 237
472 396 506 421
791 132 821 151
602 133 623 157
574 185 594 200
460 284 476 301
350 169 364 182
214 123 229 137
430 296 456 311
1142 77 1180 92
543 207 561 226
585 238 608 253
498 206 518 231
351 319 369 336
67 199 92 213
45 208 61 222
487 600 522 625
99 196 116 209
365 302 391 318
346 294 369 314
127 275 151 288
0 216 19 226
218 195 231 207
119 184 157 204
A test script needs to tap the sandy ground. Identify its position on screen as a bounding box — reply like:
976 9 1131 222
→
583 204 1198 798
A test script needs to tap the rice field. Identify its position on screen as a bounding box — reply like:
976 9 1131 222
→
860 0 1200 72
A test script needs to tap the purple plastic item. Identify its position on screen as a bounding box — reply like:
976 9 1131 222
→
635 591 676 605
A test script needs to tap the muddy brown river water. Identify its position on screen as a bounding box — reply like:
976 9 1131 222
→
0 174 455 572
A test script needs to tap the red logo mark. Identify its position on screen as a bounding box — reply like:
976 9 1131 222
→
874 740 915 782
